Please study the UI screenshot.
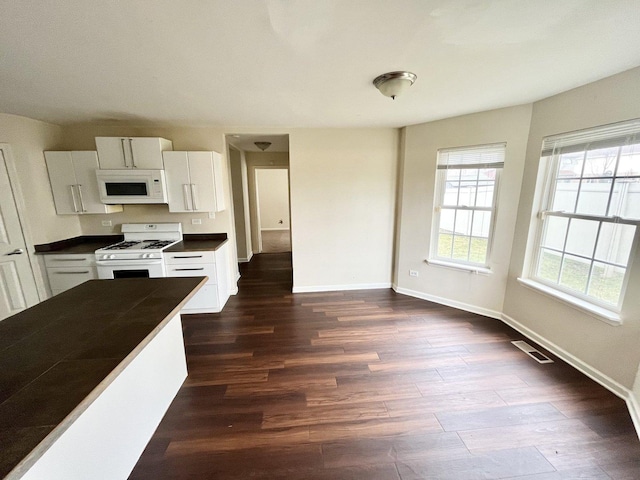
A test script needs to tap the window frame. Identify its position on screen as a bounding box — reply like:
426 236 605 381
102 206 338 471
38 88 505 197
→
528 128 640 313
429 144 505 269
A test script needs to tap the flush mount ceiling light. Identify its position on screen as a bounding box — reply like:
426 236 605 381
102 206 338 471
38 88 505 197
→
373 71 417 100
254 141 272 151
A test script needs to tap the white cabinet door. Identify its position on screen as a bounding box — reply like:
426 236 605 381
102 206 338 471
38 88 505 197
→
45 151 79 214
96 137 171 169
188 152 217 213
163 151 223 213
163 151 193 212
96 137 130 169
46 151 122 215
211 152 226 212
129 138 170 169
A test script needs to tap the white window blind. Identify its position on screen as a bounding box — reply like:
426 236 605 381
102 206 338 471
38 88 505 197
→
437 143 506 170
541 119 640 156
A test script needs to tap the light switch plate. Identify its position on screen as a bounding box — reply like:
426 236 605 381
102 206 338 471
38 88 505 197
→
191 218 202 225
101 220 112 227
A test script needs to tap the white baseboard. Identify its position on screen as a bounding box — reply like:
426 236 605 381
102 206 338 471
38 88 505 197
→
238 252 253 263
500 313 630 401
292 282 391 293
393 286 502 320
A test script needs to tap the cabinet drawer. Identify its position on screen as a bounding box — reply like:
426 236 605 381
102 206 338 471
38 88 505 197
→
47 266 98 292
166 263 217 284
44 254 95 267
164 251 214 265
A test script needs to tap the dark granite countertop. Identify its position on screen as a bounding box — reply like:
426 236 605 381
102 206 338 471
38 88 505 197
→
34 233 228 255
165 233 228 252
34 235 123 254
0 277 206 479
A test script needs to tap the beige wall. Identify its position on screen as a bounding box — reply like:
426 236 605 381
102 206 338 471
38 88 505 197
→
394 105 532 316
289 128 398 291
504 67 640 391
229 146 251 261
0 114 79 244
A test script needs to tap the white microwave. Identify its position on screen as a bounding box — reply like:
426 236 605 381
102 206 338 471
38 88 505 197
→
96 169 168 204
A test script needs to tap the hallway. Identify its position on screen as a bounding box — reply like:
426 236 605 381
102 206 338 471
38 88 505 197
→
129 253 640 479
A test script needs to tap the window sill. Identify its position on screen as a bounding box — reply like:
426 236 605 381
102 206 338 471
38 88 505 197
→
425 259 492 275
516 278 622 326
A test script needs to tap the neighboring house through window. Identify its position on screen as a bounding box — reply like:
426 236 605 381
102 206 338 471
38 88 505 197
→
430 143 505 271
526 119 640 315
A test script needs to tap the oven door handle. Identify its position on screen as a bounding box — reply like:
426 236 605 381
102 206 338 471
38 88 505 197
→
96 259 163 266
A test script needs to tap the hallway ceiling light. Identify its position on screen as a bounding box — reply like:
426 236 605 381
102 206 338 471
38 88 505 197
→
254 142 272 151
373 71 417 100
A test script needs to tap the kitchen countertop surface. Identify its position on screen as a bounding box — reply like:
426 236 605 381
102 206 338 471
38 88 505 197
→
165 233 228 252
34 235 124 254
0 277 206 479
34 233 228 254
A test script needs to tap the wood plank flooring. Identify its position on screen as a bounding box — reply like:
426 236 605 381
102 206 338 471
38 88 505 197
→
129 253 640 480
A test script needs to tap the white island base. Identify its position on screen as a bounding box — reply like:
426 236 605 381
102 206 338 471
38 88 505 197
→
13 314 187 480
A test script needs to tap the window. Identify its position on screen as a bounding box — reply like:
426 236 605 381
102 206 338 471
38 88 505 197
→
531 120 640 310
430 143 505 268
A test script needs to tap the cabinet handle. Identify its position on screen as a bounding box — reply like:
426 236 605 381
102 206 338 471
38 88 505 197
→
51 258 87 262
191 184 199 211
171 255 203 259
69 185 79 212
129 138 136 168
173 268 205 271
182 184 192 210
120 138 129 167
76 184 87 212
54 271 90 274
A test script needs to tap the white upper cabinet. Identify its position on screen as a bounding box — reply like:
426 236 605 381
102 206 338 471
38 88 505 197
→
45 151 123 215
95 137 172 169
163 151 226 213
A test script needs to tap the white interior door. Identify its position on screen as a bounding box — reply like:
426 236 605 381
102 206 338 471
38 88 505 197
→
0 146 39 321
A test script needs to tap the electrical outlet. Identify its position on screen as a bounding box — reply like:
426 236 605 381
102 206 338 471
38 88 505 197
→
191 218 202 225
208 212 215 219
101 220 112 227
409 270 419 277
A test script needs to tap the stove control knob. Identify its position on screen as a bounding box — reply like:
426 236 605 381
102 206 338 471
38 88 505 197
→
108 254 115 259
147 253 155 258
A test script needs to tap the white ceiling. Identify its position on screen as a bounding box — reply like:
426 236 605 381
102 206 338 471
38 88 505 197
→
1 0 639 128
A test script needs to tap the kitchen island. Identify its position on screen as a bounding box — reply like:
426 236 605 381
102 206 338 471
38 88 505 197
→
0 276 207 480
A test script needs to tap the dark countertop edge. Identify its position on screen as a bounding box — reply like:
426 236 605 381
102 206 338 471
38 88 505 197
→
34 235 124 254
182 233 227 242
6 276 208 480
166 233 228 252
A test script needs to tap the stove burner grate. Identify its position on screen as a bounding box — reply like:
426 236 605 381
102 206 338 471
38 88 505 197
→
104 241 141 250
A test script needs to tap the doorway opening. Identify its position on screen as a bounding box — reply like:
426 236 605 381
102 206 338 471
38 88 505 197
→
225 134 291 261
255 167 290 253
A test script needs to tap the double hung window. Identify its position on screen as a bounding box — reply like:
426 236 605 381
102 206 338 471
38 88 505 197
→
431 143 505 268
531 120 640 309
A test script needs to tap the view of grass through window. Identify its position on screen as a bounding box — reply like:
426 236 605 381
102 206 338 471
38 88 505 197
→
438 232 488 264
537 242 625 305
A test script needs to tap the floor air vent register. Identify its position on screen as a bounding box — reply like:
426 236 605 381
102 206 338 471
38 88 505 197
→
511 340 554 364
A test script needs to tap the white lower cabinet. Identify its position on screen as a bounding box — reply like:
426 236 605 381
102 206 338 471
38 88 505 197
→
164 243 230 313
44 254 98 296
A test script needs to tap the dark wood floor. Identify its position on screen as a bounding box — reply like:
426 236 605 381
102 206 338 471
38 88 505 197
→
129 253 640 479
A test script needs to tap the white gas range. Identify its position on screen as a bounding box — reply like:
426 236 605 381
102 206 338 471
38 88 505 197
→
95 223 183 279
